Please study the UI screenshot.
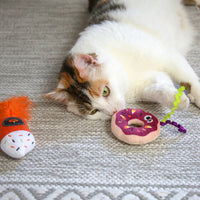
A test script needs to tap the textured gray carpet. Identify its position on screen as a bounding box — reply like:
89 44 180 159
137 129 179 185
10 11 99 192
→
0 1 200 200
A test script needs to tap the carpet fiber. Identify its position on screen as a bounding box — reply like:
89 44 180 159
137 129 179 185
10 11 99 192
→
0 1 200 199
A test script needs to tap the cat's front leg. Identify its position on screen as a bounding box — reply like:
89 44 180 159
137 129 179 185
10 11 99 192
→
139 72 190 109
184 82 200 108
167 51 200 108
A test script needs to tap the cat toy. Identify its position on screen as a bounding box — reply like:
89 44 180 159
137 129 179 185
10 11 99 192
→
111 87 186 144
0 96 35 158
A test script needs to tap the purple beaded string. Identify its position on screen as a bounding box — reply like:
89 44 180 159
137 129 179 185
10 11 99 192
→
160 120 186 133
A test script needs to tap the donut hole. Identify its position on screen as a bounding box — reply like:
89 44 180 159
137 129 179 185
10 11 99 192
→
128 119 144 128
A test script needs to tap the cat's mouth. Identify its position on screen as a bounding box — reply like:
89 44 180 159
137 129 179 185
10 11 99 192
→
104 108 118 116
106 104 125 116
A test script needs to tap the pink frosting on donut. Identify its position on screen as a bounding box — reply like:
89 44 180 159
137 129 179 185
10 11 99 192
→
115 108 159 136
111 108 160 144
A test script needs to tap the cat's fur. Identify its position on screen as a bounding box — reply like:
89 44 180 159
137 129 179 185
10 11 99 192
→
44 0 200 120
183 0 200 6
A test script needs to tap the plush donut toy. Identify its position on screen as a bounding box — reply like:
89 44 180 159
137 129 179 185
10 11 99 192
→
111 87 186 145
111 109 160 144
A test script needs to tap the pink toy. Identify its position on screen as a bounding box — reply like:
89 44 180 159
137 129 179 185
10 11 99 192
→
111 108 160 145
111 87 187 145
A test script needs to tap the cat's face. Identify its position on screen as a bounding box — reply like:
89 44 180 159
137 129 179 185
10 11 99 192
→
43 54 126 120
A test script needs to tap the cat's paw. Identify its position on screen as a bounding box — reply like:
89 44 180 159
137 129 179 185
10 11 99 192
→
178 93 190 110
188 93 200 108
165 91 189 110
187 85 200 108
187 93 195 103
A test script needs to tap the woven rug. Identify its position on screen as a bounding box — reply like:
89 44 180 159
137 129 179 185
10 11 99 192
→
0 0 200 199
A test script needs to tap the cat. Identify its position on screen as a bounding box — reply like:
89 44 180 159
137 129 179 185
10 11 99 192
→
43 0 200 120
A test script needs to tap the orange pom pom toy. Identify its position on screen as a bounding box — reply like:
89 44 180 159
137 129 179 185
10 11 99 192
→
0 96 35 158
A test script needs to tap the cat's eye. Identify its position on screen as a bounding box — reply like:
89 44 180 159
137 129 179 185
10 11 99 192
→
103 86 110 97
89 109 99 115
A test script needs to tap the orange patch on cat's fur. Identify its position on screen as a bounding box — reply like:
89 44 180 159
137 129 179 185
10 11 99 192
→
74 67 89 83
60 72 74 89
63 56 90 85
177 10 185 30
181 82 191 93
89 53 98 60
89 80 109 97
59 57 76 88
97 0 112 7
183 0 196 5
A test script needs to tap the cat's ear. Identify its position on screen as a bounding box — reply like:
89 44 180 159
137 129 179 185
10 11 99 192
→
43 72 73 103
42 88 68 104
74 54 99 79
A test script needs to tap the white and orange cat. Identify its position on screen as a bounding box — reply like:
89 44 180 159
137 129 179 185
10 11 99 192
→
44 0 200 120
